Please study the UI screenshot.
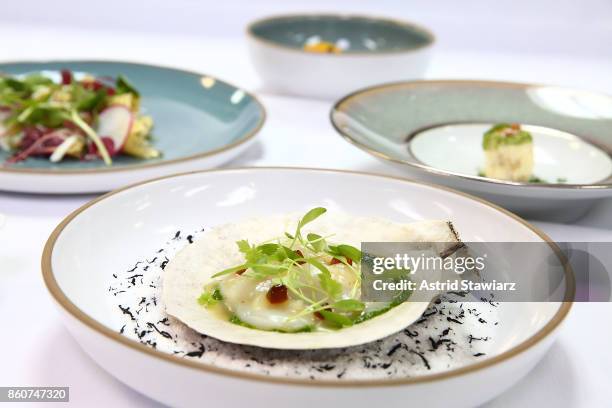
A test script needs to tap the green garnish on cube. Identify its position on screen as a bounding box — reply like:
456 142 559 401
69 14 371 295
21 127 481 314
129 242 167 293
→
482 123 535 182
483 123 533 150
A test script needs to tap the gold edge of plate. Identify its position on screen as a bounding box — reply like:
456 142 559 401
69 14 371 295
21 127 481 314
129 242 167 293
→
41 167 574 388
245 13 436 56
329 79 612 190
0 60 267 175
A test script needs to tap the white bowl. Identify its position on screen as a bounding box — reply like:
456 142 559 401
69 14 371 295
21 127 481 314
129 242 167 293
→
247 14 434 100
43 168 572 407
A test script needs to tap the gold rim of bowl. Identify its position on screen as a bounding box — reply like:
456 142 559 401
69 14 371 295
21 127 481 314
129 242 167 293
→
246 13 436 56
42 167 575 387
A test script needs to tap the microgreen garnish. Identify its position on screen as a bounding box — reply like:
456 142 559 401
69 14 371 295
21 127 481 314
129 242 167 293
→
306 233 326 251
318 310 353 328
290 207 326 247
0 71 158 166
332 299 365 312
328 244 361 262
197 287 223 307
198 207 412 331
116 75 140 97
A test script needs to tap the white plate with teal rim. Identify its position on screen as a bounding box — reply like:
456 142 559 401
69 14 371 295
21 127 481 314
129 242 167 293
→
247 14 434 99
330 80 612 221
43 167 572 408
0 61 266 194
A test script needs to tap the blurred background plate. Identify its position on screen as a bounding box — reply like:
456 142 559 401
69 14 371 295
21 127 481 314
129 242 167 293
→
247 14 434 99
330 80 612 221
43 167 572 408
0 61 266 194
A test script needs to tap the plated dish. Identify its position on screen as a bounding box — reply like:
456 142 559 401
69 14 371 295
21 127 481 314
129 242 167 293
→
1 70 158 165
43 168 572 407
481 123 534 182
247 14 434 99
0 61 265 194
331 80 612 221
162 208 462 349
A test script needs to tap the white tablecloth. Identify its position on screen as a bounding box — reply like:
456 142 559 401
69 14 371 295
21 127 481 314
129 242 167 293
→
1 20 611 407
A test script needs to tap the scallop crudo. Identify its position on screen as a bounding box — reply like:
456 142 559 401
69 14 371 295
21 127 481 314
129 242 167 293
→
161 208 466 349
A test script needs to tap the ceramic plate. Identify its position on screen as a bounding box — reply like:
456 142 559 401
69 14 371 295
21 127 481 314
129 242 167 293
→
330 80 612 221
247 14 434 99
0 61 265 193
43 168 572 408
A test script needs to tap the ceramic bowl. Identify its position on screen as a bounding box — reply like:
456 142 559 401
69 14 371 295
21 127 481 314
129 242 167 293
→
330 80 612 221
43 168 572 408
247 14 434 99
0 61 265 194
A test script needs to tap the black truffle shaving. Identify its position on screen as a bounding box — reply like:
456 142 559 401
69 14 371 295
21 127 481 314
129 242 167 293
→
118 305 135 321
185 343 205 358
404 329 419 338
110 226 498 381
447 317 463 324
147 322 173 339
387 343 402 356
409 350 431 370
127 262 142 273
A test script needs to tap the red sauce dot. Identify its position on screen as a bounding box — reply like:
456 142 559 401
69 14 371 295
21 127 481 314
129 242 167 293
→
329 257 352 266
266 284 288 304
295 250 306 265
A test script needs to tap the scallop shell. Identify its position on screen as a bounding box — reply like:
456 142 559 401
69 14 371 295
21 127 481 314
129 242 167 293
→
161 212 463 349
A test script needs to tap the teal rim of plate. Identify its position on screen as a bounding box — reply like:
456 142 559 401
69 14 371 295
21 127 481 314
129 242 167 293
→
0 60 266 174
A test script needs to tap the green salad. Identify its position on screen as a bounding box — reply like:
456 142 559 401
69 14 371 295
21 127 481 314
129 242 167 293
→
0 69 160 165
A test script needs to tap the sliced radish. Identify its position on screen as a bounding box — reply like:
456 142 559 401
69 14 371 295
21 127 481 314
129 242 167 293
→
96 104 133 152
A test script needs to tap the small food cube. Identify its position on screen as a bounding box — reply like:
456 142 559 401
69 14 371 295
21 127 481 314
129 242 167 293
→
483 123 533 182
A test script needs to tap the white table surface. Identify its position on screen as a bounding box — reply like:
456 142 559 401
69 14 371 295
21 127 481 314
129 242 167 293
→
1 21 612 407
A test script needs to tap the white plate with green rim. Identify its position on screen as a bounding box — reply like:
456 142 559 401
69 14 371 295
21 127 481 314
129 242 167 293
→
43 167 573 408
330 80 612 221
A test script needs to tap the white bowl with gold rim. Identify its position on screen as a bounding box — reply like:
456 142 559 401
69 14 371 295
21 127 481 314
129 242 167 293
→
43 168 572 407
247 14 434 100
